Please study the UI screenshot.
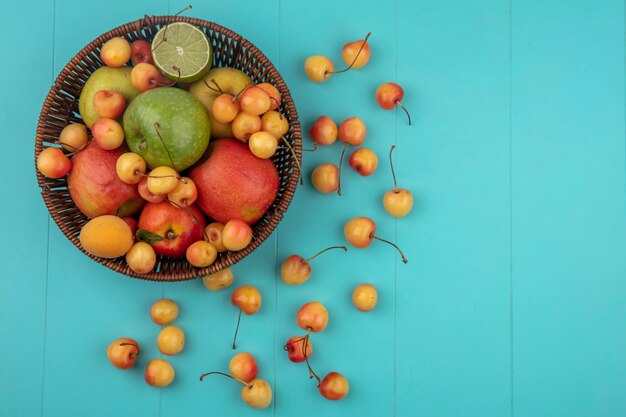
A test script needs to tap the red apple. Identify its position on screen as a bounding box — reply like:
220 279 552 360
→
131 40 154 66
189 139 279 224
68 143 144 218
122 217 138 237
92 90 125 119
137 201 206 258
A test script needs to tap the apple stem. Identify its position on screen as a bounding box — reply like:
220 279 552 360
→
389 145 398 192
372 235 408 264
302 329 321 387
280 136 303 185
306 245 347 262
153 122 180 172
328 32 372 75
119 342 140 357
396 101 412 126
199 371 252 388
232 308 243 350
337 142 349 196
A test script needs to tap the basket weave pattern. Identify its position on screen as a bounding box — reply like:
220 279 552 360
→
34 15 302 281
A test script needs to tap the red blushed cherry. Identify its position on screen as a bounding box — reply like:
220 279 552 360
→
344 216 408 263
384 145 414 218
229 352 258 383
281 246 347 285
130 39 154 65
199 372 273 409
376 82 412 125
319 372 349 400
107 337 140 370
231 285 262 349
297 301 328 333
349 147 378 176
309 116 338 148
341 32 371 69
311 163 339 194
284 335 313 363
337 117 367 195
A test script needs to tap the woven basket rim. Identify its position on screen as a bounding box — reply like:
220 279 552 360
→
34 15 301 282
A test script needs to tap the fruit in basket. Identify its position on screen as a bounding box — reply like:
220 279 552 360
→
186 240 217 267
248 131 277 159
376 82 412 125
138 176 165 203
189 67 252 138
168 177 197 207
157 325 185 355
107 337 140 369
100 37 131 68
202 267 233 291
147 166 179 195
222 219 253 252
116 152 146 185
189 139 279 224
383 145 413 217
123 87 210 170
349 147 378 176
130 40 154 65
204 222 226 252
257 83 281 110
126 242 157 274
68 144 144 218
239 86 271 116
122 217 138 237
232 112 262 141
229 352 258 383
58 123 88 151
137 201 206 258
131 63 164 92
79 215 134 258
145 358 175 388
93 90 125 119
151 22 212 83
79 66 140 128
212 93 239 123
37 147 72 179
319 372 349 400
261 111 289 139
91 118 125 150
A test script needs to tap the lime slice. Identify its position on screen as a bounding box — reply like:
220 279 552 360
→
151 22 212 83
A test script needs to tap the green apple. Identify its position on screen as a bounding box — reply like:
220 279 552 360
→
123 87 210 171
79 66 140 128
189 67 252 139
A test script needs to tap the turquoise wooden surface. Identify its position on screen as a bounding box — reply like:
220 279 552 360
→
1 0 625 416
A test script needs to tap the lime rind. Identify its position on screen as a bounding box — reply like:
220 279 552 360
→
152 22 212 83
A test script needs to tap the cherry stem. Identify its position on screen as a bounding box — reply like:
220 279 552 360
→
119 342 140 357
329 32 371 75
337 142 349 196
233 81 255 102
280 136 303 185
151 5 192 53
202 78 223 94
270 97 281 115
232 308 243 349
302 330 321 386
306 245 347 262
389 145 398 191
139 172 180 180
199 371 252 388
54 141 85 152
153 122 179 172
396 101 412 126
168 199 203 229
372 235 408 264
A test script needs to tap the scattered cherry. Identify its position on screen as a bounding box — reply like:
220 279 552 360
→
107 337 140 370
199 372 273 409
349 147 378 176
384 145 414 218
202 268 233 291
157 325 185 356
344 216 408 263
229 352 258 383
305 32 371 82
352 283 378 312
284 335 313 363
150 298 179 325
337 117 367 195
341 32 371 69
376 82 412 125
309 116 338 148
281 245 347 285
145 358 175 388
231 285 262 349
311 163 339 194
319 372 349 400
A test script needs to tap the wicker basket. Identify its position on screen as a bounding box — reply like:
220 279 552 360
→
34 15 301 281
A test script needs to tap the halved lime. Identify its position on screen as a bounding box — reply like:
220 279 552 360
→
151 22 212 83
